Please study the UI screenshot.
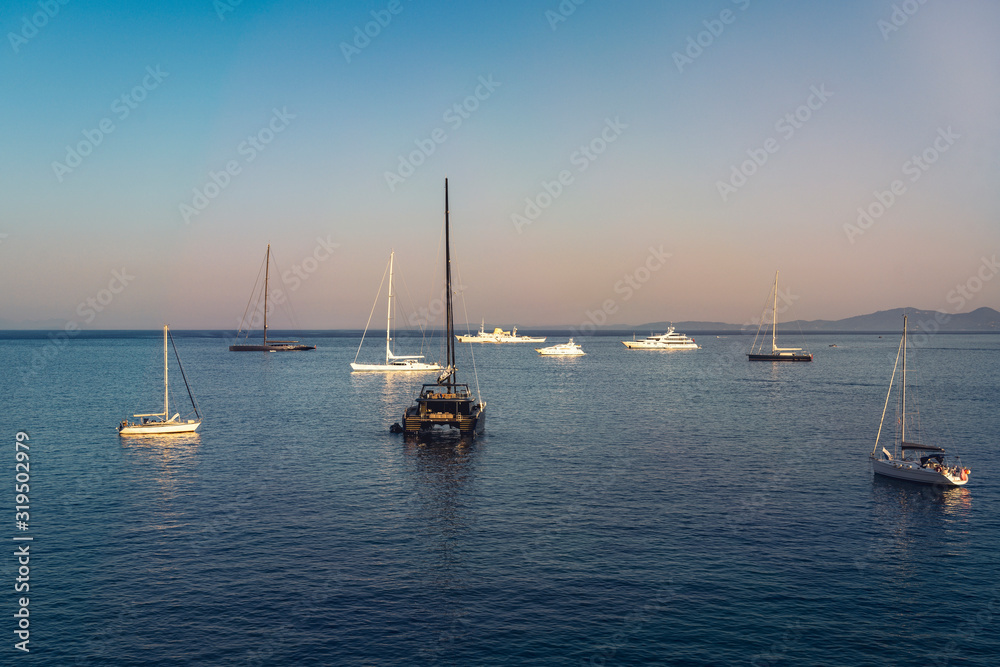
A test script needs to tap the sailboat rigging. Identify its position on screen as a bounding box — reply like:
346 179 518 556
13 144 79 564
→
748 270 812 362
118 325 202 435
869 315 970 486
351 250 442 372
394 179 485 437
230 243 315 351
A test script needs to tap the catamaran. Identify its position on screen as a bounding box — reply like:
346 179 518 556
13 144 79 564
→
622 326 698 350
118 325 202 435
869 315 970 486
395 179 486 438
747 270 812 361
351 250 442 372
230 244 315 351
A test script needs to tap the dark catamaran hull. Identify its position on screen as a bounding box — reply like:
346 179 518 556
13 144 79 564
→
230 344 315 351
748 353 812 362
402 409 485 435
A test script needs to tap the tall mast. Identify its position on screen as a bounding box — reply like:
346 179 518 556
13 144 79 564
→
263 244 270 346
445 178 455 389
386 250 394 364
771 271 778 352
163 325 169 419
901 315 907 448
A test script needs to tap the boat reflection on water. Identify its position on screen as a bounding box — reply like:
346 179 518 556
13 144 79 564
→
871 473 972 516
404 434 479 552
120 432 202 497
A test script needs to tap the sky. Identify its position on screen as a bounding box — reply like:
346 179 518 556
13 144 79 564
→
2 0 999 330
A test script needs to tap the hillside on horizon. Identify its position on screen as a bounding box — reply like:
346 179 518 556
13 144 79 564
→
636 307 1000 333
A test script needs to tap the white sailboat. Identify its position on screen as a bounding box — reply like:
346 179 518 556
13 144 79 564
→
351 250 443 372
869 315 970 486
748 270 812 361
118 326 202 435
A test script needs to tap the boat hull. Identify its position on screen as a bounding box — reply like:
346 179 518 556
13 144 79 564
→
622 342 698 350
456 336 545 343
119 419 201 436
230 344 315 351
350 362 443 372
402 407 485 436
748 353 812 361
871 458 967 486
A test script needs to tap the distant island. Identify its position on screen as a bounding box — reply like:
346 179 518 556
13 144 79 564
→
634 307 1000 334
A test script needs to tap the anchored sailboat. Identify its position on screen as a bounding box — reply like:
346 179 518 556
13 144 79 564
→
869 315 970 486
230 244 315 351
395 179 486 437
351 250 442 372
748 270 812 362
118 325 202 435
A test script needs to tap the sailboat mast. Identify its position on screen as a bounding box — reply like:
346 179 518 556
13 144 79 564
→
771 271 778 352
386 250 394 364
163 325 169 418
901 315 907 447
445 178 455 389
263 243 270 346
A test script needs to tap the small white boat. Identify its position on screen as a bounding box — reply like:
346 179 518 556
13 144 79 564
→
622 326 698 350
351 250 442 372
456 320 545 343
536 339 585 356
118 326 202 436
869 315 970 486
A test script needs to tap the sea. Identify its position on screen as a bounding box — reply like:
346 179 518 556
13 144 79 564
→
1 330 998 666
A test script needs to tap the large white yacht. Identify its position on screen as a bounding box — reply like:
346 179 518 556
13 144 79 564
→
456 320 545 343
622 326 698 350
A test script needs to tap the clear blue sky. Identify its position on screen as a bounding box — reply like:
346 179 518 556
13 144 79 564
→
2 0 998 329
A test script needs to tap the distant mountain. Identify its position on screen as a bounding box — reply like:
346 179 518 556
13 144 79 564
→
637 307 1000 333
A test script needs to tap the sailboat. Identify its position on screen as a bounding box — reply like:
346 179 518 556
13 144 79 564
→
394 179 486 437
118 326 202 435
230 244 315 351
351 250 443 372
747 270 812 361
870 315 970 486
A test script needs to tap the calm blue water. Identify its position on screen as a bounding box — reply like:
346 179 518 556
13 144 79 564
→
2 331 998 665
